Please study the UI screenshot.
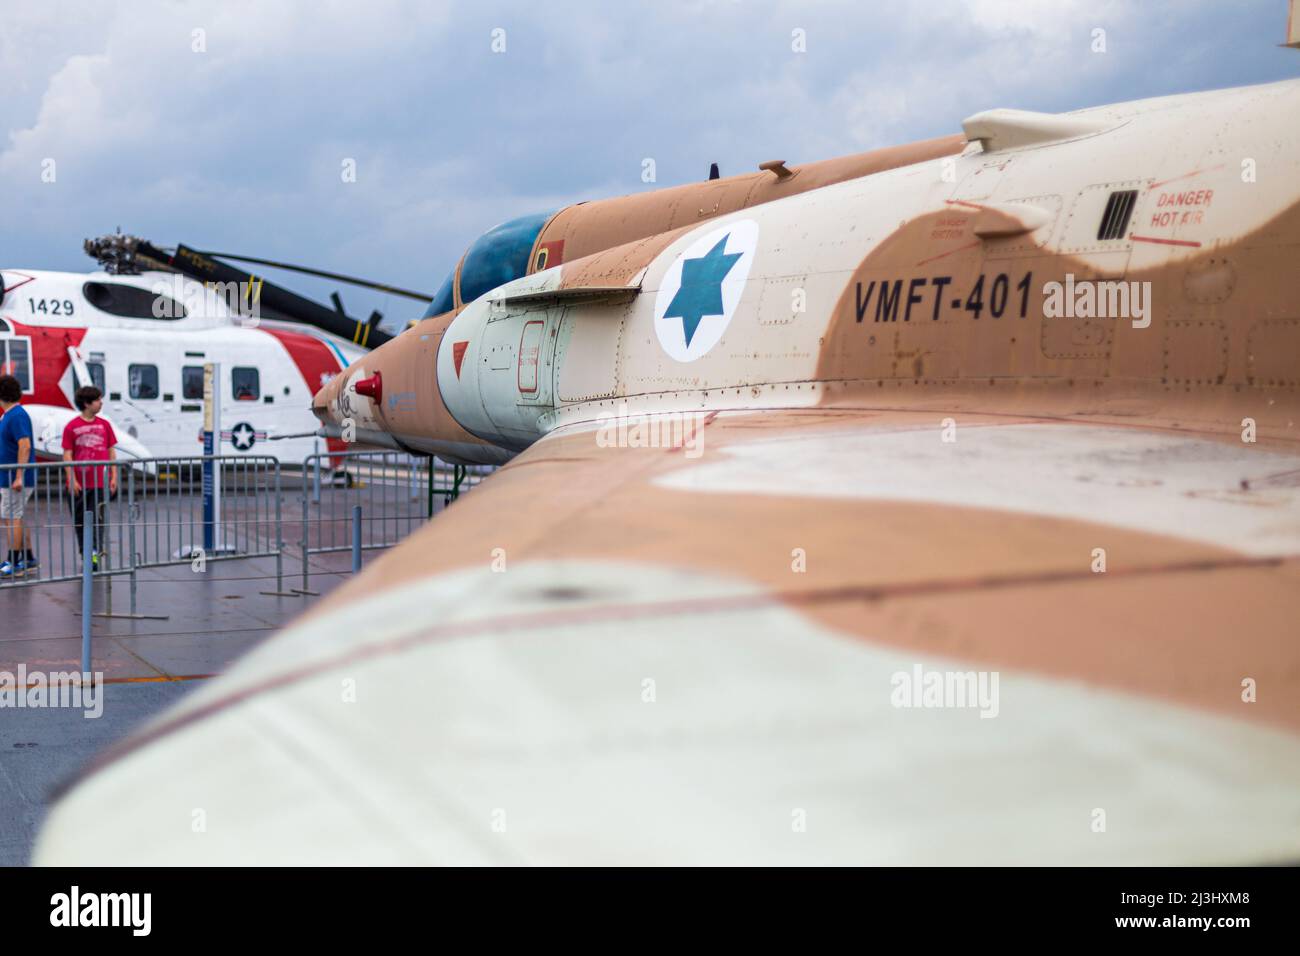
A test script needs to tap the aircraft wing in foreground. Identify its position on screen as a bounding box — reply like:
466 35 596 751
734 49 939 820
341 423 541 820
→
35 407 1300 864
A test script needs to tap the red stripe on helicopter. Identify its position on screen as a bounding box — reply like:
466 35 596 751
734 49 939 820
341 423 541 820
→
2 319 88 408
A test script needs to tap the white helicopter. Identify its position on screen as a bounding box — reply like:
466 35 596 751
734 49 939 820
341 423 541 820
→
0 235 424 466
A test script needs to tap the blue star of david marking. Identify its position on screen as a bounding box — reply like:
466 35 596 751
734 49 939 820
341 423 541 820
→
662 234 742 348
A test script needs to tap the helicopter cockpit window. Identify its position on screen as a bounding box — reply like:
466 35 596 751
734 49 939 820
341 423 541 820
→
83 281 187 320
456 210 554 306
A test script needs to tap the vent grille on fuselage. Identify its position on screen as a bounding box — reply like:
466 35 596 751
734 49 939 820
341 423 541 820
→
1096 189 1137 241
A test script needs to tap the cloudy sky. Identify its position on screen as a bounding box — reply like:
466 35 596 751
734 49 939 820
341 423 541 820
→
2 0 1296 331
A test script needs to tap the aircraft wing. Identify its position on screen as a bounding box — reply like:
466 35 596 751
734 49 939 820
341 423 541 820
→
35 407 1300 864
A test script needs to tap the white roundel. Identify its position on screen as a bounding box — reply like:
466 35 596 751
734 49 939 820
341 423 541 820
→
653 219 759 363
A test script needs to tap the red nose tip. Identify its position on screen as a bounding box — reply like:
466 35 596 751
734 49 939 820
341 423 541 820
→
354 372 382 404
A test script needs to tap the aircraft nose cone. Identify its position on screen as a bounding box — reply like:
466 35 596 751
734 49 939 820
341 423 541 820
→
310 345 393 439
309 312 503 464
311 374 342 425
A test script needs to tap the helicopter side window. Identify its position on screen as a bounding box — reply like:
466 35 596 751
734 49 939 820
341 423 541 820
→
0 337 32 392
129 364 159 400
182 366 205 400
85 362 106 395
232 367 260 401
73 360 107 394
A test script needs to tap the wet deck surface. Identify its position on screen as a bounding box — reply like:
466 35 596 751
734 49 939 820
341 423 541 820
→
0 551 355 679
1 681 196 866
0 549 358 866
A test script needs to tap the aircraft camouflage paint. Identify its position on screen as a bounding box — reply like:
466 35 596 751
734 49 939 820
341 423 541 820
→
37 11 1300 864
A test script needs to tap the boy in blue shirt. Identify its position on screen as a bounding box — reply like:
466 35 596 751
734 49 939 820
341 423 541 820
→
0 374 38 578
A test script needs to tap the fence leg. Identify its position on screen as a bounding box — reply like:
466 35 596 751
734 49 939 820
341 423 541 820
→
292 494 317 596
102 486 112 615
352 505 362 573
81 520 93 675
128 466 137 616
302 496 309 591
260 464 297 597
312 444 322 504
275 466 284 591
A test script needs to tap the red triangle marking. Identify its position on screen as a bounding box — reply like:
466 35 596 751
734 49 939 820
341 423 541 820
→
452 341 469 379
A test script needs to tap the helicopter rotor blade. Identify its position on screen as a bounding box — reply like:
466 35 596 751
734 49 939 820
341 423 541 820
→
195 251 433 302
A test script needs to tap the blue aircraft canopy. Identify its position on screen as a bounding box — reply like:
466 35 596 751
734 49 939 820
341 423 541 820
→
424 270 455 318
458 210 555 304
423 209 555 319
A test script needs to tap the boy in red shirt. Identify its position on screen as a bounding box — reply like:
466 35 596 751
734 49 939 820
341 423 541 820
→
61 386 118 568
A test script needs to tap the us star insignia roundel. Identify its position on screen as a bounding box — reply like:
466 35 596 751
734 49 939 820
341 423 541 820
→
229 422 257 450
653 219 759 362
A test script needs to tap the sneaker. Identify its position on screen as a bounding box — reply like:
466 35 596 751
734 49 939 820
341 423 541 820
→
24 557 38 572
0 560 25 579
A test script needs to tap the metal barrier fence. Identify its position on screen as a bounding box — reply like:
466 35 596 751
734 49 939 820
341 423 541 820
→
1 451 493 599
0 456 282 605
295 450 491 592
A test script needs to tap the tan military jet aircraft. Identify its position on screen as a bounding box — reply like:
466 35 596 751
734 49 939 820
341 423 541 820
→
38 9 1300 864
